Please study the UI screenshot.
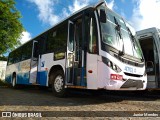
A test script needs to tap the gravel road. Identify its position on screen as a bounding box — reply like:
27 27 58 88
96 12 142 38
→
0 86 160 119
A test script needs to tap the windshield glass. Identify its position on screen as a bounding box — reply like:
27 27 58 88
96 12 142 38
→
99 7 143 59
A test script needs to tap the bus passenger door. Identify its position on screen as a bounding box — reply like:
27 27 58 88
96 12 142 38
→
30 41 39 84
66 18 87 86
66 21 74 85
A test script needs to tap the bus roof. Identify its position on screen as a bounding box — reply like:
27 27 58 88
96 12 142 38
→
10 2 100 54
9 0 131 54
9 6 93 54
136 27 160 35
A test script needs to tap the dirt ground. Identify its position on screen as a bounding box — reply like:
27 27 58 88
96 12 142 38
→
0 86 160 119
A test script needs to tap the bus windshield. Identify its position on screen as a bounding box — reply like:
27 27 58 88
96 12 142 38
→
98 7 143 60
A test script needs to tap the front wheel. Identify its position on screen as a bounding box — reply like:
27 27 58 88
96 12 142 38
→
51 70 67 97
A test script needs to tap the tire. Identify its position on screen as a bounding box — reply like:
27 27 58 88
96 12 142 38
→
51 70 67 97
12 75 17 88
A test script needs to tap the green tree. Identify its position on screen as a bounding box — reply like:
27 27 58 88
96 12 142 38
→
0 56 7 61
0 0 24 55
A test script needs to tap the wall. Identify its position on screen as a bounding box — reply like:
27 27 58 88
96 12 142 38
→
0 61 7 80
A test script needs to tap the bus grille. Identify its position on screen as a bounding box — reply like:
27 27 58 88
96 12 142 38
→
124 72 143 77
121 79 143 89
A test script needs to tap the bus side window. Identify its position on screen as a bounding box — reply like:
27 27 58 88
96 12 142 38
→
33 42 39 58
89 18 97 54
22 41 32 60
8 53 13 65
68 23 74 52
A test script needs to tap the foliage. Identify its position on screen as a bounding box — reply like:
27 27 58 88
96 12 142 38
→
0 55 7 61
0 79 8 86
0 0 24 55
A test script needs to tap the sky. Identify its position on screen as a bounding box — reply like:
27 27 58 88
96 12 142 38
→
15 0 160 44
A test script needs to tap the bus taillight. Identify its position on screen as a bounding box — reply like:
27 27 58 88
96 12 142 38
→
110 74 123 80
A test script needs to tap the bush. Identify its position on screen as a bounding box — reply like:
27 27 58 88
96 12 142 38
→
0 79 8 86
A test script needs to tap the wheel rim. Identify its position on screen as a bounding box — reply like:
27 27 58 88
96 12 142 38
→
54 75 64 92
12 77 16 87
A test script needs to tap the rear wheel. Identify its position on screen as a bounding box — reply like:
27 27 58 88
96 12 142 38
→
51 70 67 97
12 74 22 89
12 75 17 88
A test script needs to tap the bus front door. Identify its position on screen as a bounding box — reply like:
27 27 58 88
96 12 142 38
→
66 21 74 85
140 37 159 88
30 41 39 84
66 19 86 86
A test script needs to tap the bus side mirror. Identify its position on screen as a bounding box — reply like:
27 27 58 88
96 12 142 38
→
146 61 154 72
100 9 106 23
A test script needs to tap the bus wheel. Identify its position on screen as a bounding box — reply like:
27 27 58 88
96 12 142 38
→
51 70 67 97
12 75 17 88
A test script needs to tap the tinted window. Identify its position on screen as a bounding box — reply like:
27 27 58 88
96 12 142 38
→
89 18 97 54
8 47 22 65
8 52 14 65
47 23 68 53
33 41 39 58
68 23 74 51
22 41 32 60
38 35 47 54
14 48 22 63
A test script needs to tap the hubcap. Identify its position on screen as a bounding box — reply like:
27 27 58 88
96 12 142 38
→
12 77 15 87
54 75 63 92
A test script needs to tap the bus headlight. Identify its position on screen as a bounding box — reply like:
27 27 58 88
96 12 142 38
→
113 65 116 70
108 61 111 67
102 56 122 73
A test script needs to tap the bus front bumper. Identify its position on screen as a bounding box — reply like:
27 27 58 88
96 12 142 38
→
105 79 146 90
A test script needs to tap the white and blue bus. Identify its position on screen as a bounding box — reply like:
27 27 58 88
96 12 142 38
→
136 27 160 89
5 1 147 97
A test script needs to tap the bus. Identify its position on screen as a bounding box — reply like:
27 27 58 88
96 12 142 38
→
136 27 160 89
5 0 147 97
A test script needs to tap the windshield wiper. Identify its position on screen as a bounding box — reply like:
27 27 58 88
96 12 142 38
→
114 17 124 56
127 27 136 48
127 27 144 62
114 17 122 39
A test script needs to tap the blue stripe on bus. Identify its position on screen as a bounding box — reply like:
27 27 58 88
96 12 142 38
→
5 72 30 85
80 67 86 86
17 72 30 85
5 75 12 84
37 71 47 86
